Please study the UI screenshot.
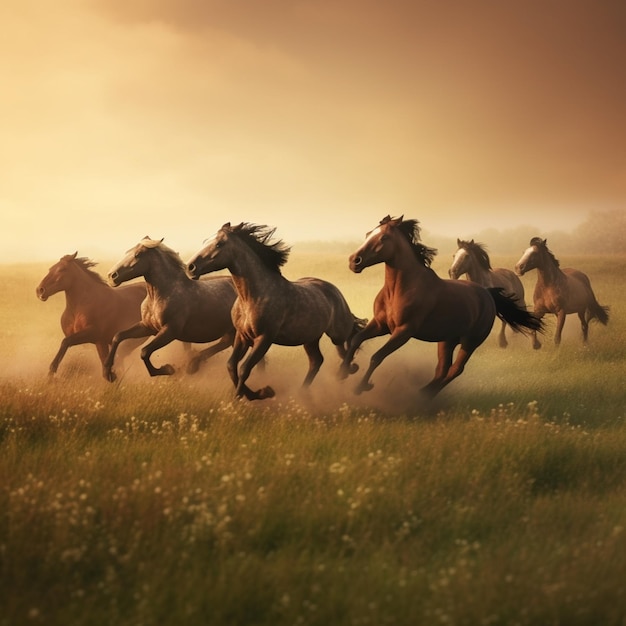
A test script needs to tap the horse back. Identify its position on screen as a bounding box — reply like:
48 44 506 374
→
492 268 525 304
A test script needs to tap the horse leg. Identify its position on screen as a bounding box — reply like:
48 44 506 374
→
48 328 99 376
554 310 567 346
140 327 179 376
579 311 589 344
355 327 412 395
339 320 387 379
498 319 508 348
227 333 249 389
104 323 153 382
422 342 475 399
420 340 455 397
302 340 324 387
236 335 275 400
531 311 544 350
186 330 235 374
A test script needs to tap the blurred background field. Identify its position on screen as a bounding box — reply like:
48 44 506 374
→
0 247 625 625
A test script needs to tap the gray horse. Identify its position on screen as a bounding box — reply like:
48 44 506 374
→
187 222 366 401
104 237 237 381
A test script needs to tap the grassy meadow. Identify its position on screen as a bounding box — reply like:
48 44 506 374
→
1 248 625 625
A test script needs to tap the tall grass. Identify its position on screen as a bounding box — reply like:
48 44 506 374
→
0 252 625 625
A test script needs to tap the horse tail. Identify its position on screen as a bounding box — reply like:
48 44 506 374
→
488 288 544 334
588 300 610 325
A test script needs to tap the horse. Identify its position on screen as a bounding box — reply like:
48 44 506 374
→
515 237 609 348
103 237 238 382
186 222 367 401
449 238 528 348
339 216 543 399
36 252 146 378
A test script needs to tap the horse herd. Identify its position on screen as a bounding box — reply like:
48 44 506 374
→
36 216 609 402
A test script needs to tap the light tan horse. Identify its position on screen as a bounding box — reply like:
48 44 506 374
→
449 239 528 348
340 216 543 399
187 222 366 401
515 237 609 348
36 253 146 378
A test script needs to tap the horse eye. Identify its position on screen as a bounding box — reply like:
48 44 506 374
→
215 241 224 249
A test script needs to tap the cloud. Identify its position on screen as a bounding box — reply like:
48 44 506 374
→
1 0 625 260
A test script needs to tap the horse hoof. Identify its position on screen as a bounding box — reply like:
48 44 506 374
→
158 364 175 376
355 381 373 395
258 386 275 399
105 370 117 383
349 363 359 374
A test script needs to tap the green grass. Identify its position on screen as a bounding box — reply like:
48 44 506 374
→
0 253 625 625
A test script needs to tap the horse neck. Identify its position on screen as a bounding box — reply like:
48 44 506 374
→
384 240 435 291
63 265 106 306
464 254 492 286
535 252 565 286
228 244 285 301
143 254 186 296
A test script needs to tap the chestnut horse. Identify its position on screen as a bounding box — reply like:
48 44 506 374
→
515 237 609 348
187 222 366 401
36 253 146 378
104 237 237 382
449 239 528 348
340 216 543 399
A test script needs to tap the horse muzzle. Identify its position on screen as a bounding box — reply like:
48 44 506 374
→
349 254 365 273
36 286 48 301
186 263 201 280
108 271 122 287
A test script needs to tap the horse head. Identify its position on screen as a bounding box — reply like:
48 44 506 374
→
515 237 547 275
36 252 80 300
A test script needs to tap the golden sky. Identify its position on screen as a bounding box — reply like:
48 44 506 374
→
2 0 625 261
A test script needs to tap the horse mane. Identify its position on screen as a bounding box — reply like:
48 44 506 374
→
225 222 291 273
458 239 492 270
142 238 187 272
69 255 108 285
530 237 560 268
387 217 437 267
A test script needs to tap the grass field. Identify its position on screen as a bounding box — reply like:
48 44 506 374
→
1 249 625 625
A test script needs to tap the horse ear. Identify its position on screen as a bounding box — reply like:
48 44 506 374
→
457 238 461 246
543 238 547 246
470 239 474 245
222 222 231 229
380 215 392 225
234 222 244 231
71 251 78 259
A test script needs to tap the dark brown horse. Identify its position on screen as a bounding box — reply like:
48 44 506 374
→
515 237 609 348
187 222 366 401
36 252 146 378
104 237 237 382
340 216 543 399
449 239 529 348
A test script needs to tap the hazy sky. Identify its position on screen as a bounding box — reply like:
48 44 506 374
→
2 0 625 261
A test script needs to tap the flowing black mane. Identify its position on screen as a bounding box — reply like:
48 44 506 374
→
226 222 291 273
70 255 108 285
530 237 560 267
390 217 437 267
458 239 492 270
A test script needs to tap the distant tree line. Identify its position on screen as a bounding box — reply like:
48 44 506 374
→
424 210 626 257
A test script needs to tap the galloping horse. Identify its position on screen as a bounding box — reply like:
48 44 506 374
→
104 237 237 382
340 216 543 399
449 239 528 348
36 252 146 378
515 237 609 348
187 222 366 401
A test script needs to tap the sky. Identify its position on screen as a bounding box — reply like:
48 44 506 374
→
2 0 625 261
